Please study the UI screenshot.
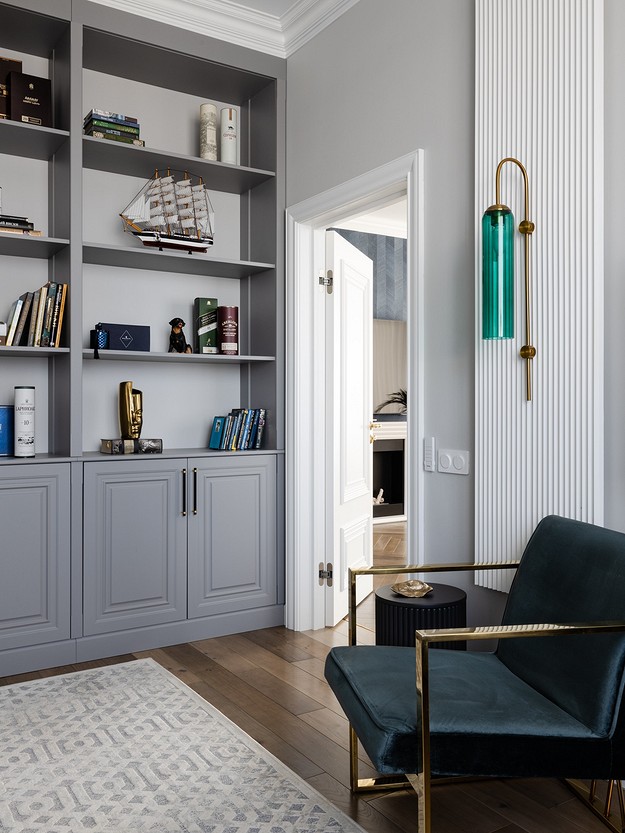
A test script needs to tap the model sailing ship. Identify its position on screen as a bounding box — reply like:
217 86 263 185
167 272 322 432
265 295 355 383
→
120 169 215 253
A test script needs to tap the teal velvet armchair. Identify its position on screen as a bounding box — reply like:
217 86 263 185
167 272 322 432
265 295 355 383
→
324 515 625 833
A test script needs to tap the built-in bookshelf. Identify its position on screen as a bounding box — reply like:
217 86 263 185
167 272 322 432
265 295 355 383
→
0 0 285 676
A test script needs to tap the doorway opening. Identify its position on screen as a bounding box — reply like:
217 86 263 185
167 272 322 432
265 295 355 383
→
285 150 425 632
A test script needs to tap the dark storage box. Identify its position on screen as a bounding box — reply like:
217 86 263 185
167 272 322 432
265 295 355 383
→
9 71 51 127
100 322 150 352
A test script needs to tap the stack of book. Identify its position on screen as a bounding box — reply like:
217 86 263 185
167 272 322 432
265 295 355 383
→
83 108 145 147
209 408 266 451
1 282 68 348
0 214 41 237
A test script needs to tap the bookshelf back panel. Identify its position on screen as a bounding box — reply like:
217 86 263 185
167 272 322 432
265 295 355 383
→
83 70 241 167
82 169 241 262
0 157 49 235
82 359 241 452
82 264 241 352
0 356 50 452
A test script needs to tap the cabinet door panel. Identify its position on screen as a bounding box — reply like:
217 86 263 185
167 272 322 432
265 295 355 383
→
0 464 70 650
188 455 276 618
83 460 187 635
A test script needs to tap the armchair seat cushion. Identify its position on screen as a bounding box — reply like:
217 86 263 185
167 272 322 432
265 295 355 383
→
325 645 608 779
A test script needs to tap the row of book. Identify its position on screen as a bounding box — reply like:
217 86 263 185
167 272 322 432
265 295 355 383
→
0 283 68 348
209 408 266 451
83 108 145 147
0 213 42 238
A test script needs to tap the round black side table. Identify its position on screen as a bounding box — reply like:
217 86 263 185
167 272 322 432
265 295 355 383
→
375 582 467 650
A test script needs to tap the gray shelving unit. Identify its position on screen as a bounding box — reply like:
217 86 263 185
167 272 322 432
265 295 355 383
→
0 0 286 676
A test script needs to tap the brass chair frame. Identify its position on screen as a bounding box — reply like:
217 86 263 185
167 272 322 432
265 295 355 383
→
347 562 625 833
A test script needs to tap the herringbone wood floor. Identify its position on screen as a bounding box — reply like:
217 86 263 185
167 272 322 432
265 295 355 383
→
0 523 615 832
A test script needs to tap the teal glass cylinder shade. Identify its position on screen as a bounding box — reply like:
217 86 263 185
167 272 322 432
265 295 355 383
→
482 206 514 339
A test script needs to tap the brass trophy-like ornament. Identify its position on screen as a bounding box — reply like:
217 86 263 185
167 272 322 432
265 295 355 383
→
119 381 143 440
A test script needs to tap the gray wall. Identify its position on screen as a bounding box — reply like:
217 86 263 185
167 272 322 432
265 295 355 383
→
288 0 625 624
287 1 481 604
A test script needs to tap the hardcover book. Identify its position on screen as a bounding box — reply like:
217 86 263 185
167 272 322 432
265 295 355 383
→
12 291 33 346
86 130 145 147
0 405 13 456
0 56 21 86
84 118 140 136
208 416 226 449
9 72 52 127
86 108 138 125
101 438 163 454
194 297 218 354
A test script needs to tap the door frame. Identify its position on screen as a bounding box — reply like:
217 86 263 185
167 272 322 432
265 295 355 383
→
285 150 425 631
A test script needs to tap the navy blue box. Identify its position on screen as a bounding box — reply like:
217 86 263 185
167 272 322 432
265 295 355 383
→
0 405 14 456
100 322 150 352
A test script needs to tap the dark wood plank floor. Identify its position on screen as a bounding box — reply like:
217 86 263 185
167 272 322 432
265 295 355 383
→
0 524 616 832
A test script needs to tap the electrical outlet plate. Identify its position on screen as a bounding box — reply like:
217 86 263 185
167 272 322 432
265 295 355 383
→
438 449 470 475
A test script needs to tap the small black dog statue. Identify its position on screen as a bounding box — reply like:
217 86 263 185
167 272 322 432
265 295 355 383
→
168 317 192 353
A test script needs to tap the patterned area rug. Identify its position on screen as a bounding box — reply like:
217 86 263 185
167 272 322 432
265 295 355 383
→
0 658 366 832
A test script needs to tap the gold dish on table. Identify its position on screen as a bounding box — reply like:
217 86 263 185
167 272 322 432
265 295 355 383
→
390 579 433 598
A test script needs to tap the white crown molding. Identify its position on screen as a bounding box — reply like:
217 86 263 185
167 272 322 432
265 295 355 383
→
281 0 361 56
85 0 360 59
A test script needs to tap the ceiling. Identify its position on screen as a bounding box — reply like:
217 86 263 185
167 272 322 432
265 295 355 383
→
87 0 360 58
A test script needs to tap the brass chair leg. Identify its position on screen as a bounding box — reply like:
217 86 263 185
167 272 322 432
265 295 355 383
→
407 772 431 833
348 724 410 793
566 779 625 833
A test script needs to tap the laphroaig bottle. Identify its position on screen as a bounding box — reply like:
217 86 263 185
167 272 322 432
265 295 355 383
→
14 386 35 457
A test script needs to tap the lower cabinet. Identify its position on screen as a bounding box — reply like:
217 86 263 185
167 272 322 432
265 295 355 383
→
187 454 277 618
0 463 71 651
83 459 187 635
83 454 277 636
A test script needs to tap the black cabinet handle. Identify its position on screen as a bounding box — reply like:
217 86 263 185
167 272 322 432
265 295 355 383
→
182 468 187 516
193 468 198 515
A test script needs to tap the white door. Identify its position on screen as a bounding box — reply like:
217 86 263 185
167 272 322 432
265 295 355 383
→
325 230 374 626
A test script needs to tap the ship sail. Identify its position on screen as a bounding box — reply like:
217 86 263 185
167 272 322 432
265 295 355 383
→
120 168 215 252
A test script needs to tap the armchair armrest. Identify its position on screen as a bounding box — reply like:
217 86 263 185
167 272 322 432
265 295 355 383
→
348 561 520 646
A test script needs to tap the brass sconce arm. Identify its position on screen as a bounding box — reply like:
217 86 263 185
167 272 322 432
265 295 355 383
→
495 157 536 401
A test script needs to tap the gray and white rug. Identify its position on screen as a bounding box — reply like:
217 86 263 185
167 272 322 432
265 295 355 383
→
0 658 366 832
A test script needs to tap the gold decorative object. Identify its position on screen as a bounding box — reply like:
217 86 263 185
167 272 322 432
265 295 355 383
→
119 381 143 440
391 579 433 598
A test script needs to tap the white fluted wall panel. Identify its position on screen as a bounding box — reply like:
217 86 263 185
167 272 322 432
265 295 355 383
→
475 0 604 590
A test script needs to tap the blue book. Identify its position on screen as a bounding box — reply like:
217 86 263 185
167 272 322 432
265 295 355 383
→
209 416 226 449
0 405 14 456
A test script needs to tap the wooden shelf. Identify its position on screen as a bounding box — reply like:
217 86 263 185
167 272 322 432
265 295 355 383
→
0 120 70 161
83 242 274 277
0 235 69 258
82 137 274 193
82 349 275 364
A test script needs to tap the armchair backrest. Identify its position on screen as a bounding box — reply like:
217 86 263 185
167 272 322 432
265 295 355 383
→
497 515 625 736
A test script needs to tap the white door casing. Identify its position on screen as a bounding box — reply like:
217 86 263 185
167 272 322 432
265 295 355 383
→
325 231 374 625
285 150 425 632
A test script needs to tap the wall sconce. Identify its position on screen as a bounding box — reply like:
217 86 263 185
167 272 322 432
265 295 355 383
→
482 157 536 401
